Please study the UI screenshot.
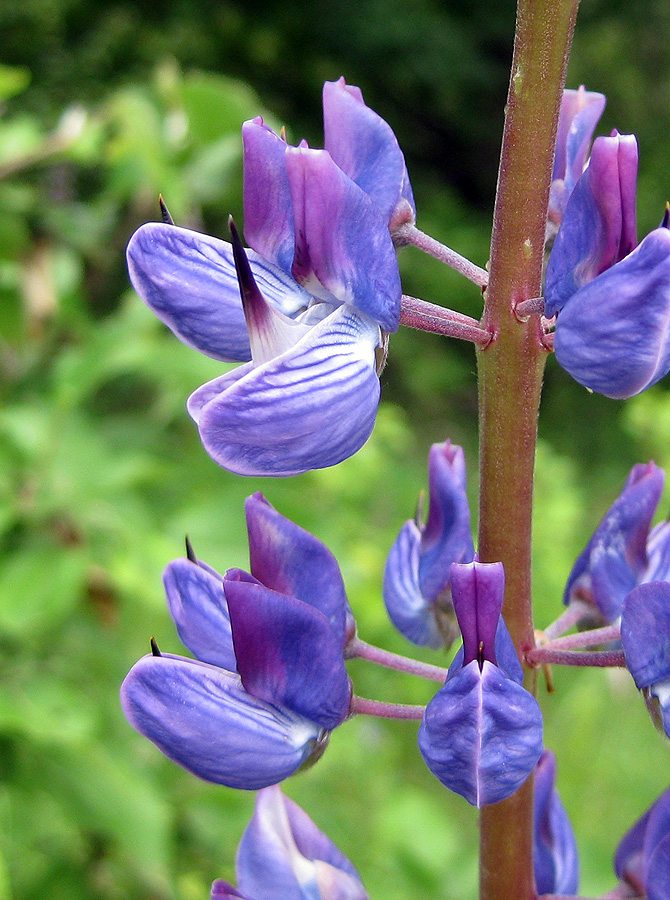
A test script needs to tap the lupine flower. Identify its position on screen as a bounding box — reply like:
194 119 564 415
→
546 128 670 398
121 494 353 789
548 86 606 225
418 561 543 807
563 461 665 626
615 785 670 900
621 581 670 739
533 750 579 896
127 78 411 476
383 441 475 650
211 785 368 900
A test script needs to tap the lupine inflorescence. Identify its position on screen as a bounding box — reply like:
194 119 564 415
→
122 64 670 900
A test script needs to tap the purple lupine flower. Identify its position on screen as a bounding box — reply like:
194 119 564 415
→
418 561 543 807
621 581 670 739
127 78 410 476
121 494 353 789
548 86 606 225
533 750 579 896
546 129 670 398
615 785 670 900
563 461 665 626
211 785 368 900
383 441 475 650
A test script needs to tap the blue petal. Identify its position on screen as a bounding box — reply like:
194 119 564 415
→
554 228 670 398
120 655 321 789
621 582 670 689
646 834 670 900
533 750 579 896
245 493 353 646
645 521 670 583
418 660 543 807
383 519 444 648
163 558 237 671
450 561 505 667
545 132 638 318
242 117 295 274
322 77 415 228
564 462 664 623
224 576 351 730
190 305 382 477
127 223 313 362
237 786 367 900
286 146 401 332
418 442 475 605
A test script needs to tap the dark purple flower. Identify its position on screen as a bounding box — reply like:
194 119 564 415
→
615 785 670 900
127 79 409 476
383 441 475 649
548 86 606 225
418 562 543 807
563 462 665 625
121 494 353 789
211 785 368 900
533 750 579 896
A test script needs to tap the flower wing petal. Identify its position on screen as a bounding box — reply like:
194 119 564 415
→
621 582 670 689
418 660 543 807
193 306 381 477
163 558 236 671
383 519 444 648
553 228 670 398
120 655 320 789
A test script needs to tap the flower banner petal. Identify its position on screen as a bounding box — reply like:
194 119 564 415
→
286 146 401 332
224 576 352 730
245 493 352 645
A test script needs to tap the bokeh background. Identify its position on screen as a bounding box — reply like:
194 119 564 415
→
1 0 670 897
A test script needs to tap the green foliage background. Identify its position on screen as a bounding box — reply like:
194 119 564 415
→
1 1 670 898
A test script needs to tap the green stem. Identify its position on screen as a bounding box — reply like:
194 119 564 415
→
476 0 579 898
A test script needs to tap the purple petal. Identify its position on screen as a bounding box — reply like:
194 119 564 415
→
615 804 651 887
245 493 352 645
237 786 366 900
621 582 670 689
550 87 606 221
211 882 251 900
127 223 313 362
545 132 638 318
190 305 382 477
564 462 664 623
646 834 670 900
163 558 236 671
242 117 295 273
450 561 505 667
418 441 475 604
383 519 445 649
554 227 670 398
418 659 543 807
224 576 351 730
286 146 401 332
120 655 321 789
533 750 579 896
448 614 523 685
322 77 415 228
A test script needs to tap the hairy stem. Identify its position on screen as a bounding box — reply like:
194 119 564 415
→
349 696 425 720
476 0 579 897
347 636 448 682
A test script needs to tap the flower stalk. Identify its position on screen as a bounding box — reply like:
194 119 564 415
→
476 0 580 896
